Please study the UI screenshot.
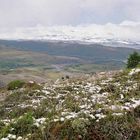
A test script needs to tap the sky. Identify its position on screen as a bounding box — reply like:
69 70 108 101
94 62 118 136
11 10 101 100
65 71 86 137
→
0 0 140 28
0 0 140 42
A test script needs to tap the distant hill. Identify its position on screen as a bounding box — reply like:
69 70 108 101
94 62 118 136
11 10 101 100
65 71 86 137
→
0 40 139 62
0 39 140 74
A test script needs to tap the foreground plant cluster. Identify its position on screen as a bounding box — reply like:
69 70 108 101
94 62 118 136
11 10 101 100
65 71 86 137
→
0 68 140 140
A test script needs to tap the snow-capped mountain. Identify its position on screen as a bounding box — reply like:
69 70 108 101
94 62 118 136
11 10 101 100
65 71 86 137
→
0 21 140 49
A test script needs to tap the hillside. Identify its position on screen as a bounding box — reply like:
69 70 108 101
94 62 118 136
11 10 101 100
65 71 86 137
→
0 40 140 74
0 40 139 62
0 45 83 85
1 40 140 85
0 45 82 70
0 68 140 140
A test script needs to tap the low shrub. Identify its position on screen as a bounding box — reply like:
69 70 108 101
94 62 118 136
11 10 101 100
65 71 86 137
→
96 114 140 140
7 80 25 90
11 112 35 135
0 121 5 131
25 82 42 90
134 105 140 118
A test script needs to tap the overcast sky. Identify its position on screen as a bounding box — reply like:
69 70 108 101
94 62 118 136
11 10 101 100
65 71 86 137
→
0 0 140 28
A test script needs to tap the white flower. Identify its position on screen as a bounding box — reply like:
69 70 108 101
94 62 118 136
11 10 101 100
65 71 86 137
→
34 118 46 127
129 68 140 76
120 94 124 99
17 136 23 140
60 117 65 121
7 134 16 139
112 113 123 116
1 138 9 140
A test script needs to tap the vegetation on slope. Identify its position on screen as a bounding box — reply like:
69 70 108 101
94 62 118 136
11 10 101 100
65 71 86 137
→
127 51 140 68
0 67 140 140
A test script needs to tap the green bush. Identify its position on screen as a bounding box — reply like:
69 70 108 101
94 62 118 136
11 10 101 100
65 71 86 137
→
0 125 11 138
134 105 140 118
96 114 140 140
72 118 89 135
7 80 25 90
127 52 140 68
25 82 42 90
11 112 36 135
0 121 5 131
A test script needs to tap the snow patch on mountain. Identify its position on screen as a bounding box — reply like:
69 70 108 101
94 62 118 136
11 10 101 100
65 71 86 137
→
0 21 140 48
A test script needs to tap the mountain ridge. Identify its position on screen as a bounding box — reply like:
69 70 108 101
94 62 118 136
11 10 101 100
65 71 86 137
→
0 22 140 49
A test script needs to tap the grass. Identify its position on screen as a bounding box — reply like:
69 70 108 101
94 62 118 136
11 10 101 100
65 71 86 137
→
65 63 124 73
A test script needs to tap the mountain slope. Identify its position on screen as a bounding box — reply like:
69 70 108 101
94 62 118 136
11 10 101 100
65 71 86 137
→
0 68 140 139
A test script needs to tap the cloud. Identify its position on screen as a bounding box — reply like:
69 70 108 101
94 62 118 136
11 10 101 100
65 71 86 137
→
124 0 140 21
0 0 82 28
0 0 139 28
0 21 140 42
